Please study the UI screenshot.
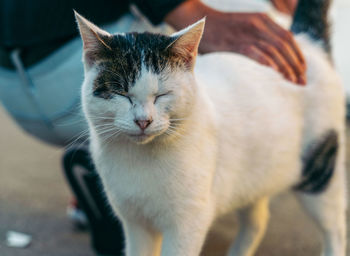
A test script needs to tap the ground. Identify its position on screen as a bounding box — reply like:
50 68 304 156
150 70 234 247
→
0 106 349 256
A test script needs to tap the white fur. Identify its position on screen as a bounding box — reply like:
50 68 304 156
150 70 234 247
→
81 33 347 256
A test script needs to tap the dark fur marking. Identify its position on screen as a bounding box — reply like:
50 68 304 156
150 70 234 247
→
294 130 338 193
92 32 185 99
291 0 331 53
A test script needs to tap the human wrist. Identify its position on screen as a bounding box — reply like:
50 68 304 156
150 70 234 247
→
165 0 220 30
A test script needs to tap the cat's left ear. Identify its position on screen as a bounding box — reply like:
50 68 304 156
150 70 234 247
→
169 18 206 69
74 11 112 67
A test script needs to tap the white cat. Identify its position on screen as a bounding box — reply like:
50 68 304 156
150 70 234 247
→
75 0 347 255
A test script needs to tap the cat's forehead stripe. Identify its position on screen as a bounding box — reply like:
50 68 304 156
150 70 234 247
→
93 32 184 99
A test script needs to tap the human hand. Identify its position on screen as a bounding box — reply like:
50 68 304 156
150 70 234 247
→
165 1 306 85
200 12 306 85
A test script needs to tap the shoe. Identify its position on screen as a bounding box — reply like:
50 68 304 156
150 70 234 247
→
67 198 88 230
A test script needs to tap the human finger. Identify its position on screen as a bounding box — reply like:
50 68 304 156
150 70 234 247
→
258 22 305 84
263 16 306 70
240 45 280 71
256 40 298 83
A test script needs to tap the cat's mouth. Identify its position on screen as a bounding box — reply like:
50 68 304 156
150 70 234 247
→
127 127 168 144
127 132 155 144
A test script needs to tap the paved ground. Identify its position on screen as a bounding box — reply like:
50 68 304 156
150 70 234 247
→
0 107 94 256
1 105 350 256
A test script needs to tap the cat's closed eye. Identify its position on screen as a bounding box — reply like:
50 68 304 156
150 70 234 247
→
93 88 132 104
154 92 171 104
116 92 132 104
93 88 113 100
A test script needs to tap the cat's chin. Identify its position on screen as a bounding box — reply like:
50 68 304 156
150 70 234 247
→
127 133 157 145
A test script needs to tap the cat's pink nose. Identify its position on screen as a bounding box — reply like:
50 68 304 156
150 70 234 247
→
135 119 152 130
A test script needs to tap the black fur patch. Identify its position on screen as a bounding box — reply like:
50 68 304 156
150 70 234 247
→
294 130 338 193
291 0 331 53
92 32 185 99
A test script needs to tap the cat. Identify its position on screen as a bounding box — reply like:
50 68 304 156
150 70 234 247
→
75 0 347 255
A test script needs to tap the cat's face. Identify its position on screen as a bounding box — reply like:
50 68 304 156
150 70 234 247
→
83 56 196 145
75 12 204 144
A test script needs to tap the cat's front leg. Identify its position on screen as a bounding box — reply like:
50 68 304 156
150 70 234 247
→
161 208 214 256
123 220 161 256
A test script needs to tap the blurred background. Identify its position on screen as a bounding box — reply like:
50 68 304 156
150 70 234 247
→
0 0 349 255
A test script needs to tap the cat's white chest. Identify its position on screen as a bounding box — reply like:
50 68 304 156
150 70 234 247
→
102 162 170 221
92 140 216 227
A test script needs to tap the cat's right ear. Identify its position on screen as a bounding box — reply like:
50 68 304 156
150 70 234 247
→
74 11 111 67
168 18 205 70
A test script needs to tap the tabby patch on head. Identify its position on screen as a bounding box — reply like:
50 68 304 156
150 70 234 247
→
76 11 205 144
75 11 205 100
